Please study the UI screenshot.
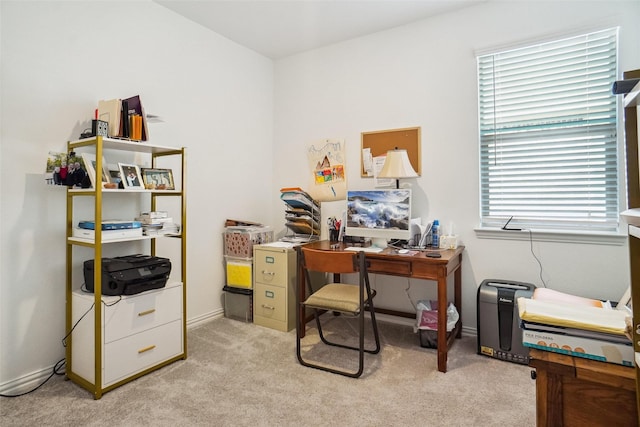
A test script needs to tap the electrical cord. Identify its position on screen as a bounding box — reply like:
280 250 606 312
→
2 291 122 398
0 358 66 398
404 278 418 310
502 217 548 288
525 228 547 288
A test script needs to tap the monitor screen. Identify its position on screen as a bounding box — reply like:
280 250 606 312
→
345 189 411 243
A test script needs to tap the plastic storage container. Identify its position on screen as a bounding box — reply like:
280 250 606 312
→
223 226 273 259
225 258 253 289
223 285 253 322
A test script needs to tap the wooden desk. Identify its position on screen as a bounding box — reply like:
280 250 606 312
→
298 241 464 373
529 348 638 426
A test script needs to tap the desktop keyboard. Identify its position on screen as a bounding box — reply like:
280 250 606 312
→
344 246 384 253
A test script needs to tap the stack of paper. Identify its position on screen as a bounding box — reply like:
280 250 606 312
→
136 211 179 236
518 290 633 366
518 297 627 336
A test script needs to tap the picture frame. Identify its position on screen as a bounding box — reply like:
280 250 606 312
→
118 163 143 189
81 152 110 188
141 168 175 190
108 164 122 186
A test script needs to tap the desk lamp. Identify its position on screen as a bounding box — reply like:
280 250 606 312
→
378 148 418 188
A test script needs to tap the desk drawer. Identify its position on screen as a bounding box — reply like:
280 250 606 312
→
367 258 411 276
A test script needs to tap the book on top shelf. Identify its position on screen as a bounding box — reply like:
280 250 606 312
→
97 99 122 138
97 95 149 141
123 95 149 141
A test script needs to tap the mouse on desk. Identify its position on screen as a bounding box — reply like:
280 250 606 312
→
397 249 409 254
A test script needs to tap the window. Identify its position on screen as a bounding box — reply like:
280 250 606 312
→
478 28 619 232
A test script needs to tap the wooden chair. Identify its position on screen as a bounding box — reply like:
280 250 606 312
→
296 246 381 378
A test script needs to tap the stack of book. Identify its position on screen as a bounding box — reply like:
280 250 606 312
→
518 288 633 366
73 220 142 240
97 95 148 141
136 211 180 236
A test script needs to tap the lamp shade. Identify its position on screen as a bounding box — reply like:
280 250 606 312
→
378 149 418 178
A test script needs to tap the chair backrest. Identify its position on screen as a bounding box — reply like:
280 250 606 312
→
300 246 361 275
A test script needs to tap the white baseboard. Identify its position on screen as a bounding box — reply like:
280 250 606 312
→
1 310 225 396
368 312 478 337
187 309 224 329
0 363 60 397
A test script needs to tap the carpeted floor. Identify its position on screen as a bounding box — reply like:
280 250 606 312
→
1 316 536 426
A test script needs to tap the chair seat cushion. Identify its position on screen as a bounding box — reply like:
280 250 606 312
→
303 283 363 314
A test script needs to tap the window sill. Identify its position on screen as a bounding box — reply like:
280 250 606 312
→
474 227 628 246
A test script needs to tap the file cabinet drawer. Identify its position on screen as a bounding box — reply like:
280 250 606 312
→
254 283 287 322
254 249 289 287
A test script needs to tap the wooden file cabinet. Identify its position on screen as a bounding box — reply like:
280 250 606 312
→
529 348 638 426
253 245 296 332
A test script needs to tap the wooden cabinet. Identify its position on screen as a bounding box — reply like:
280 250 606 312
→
619 69 640 417
529 349 638 426
253 245 296 332
64 136 187 399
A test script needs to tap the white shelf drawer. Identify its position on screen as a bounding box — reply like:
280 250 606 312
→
103 283 182 343
104 319 183 386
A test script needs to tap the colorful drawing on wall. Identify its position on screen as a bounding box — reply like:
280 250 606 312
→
307 139 347 202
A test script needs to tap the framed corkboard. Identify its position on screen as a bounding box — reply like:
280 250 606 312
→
361 127 421 177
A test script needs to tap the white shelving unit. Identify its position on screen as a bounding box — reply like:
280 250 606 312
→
64 136 187 399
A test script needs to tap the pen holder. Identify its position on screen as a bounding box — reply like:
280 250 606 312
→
91 120 108 137
329 228 339 243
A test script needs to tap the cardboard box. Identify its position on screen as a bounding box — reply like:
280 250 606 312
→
522 329 634 367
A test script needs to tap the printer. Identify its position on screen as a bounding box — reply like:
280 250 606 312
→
84 254 171 296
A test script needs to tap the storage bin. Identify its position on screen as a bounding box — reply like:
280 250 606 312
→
223 226 273 258
223 285 253 322
419 329 438 348
225 258 253 289
416 300 459 349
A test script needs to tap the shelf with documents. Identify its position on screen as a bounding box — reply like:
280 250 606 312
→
64 136 187 399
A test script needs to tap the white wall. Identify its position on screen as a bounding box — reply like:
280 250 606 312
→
0 1 273 390
273 1 640 325
2 0 639 394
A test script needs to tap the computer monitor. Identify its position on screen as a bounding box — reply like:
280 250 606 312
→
345 189 411 246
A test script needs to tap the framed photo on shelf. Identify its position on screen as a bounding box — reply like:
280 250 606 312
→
141 168 175 190
118 163 143 189
81 153 110 188
108 164 122 186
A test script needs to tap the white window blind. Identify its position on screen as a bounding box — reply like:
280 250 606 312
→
478 28 619 232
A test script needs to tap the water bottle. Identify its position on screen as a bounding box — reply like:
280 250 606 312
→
431 220 440 248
